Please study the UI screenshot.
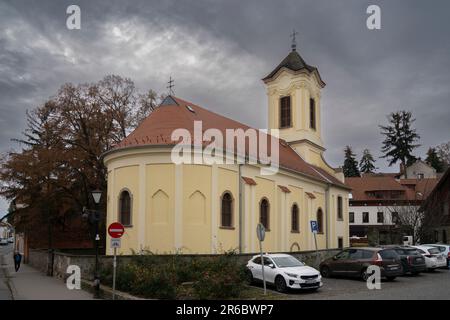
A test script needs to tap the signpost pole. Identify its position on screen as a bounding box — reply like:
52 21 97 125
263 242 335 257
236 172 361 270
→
256 223 266 296
311 220 320 267
108 222 124 301
259 240 266 295
313 231 319 267
112 247 117 300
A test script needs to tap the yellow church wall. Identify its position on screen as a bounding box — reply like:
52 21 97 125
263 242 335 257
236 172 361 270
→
328 187 350 248
266 70 323 147
106 169 113 236
112 165 139 254
182 164 212 253
287 185 305 251
104 147 350 255
254 176 277 252
145 164 175 253
311 192 326 249
216 166 239 252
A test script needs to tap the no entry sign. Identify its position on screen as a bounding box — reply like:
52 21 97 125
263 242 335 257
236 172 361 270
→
108 222 125 238
108 222 124 300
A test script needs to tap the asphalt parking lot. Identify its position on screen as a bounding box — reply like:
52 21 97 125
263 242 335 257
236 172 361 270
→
252 268 450 300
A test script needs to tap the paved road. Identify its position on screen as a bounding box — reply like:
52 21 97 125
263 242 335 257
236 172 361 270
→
253 269 450 300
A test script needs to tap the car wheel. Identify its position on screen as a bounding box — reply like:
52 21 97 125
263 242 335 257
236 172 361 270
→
361 268 370 281
386 276 396 281
320 266 331 278
275 276 287 293
245 270 254 285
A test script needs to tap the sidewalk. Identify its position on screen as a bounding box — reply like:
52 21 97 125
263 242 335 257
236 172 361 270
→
2 252 94 300
0 253 12 300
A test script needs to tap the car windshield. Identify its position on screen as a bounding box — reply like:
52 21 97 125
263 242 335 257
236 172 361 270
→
405 249 420 255
428 248 440 254
379 249 398 259
272 256 304 268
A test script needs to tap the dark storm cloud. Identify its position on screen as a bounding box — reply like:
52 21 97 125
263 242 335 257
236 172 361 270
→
1 0 450 213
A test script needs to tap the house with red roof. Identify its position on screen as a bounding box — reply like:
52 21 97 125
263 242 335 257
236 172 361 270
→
346 171 439 245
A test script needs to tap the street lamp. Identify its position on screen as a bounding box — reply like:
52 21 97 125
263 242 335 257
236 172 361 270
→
81 189 102 299
92 189 102 205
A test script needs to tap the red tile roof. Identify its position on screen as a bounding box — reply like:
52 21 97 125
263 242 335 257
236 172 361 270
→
242 177 257 186
305 192 316 199
278 185 291 193
109 96 349 189
346 176 439 202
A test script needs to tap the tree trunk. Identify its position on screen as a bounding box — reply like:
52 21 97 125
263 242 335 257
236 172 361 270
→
46 207 54 277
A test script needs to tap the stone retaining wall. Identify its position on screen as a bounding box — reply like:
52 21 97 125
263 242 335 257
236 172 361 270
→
27 248 341 281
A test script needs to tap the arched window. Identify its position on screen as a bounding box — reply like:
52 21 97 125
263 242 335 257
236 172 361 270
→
221 192 233 228
279 96 291 128
310 98 316 130
260 198 270 230
317 208 323 233
291 204 299 232
119 190 131 226
337 196 343 220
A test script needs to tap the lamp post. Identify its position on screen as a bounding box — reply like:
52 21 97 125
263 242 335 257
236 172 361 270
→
91 189 102 299
82 189 102 299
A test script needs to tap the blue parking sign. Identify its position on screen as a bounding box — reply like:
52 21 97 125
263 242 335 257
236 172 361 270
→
310 220 318 233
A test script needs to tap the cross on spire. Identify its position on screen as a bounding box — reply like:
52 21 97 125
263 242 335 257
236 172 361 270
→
167 76 175 95
290 29 299 51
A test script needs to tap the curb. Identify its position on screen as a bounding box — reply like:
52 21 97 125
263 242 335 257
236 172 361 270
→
80 279 146 300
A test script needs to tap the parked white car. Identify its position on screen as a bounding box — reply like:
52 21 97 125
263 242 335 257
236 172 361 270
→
0 238 8 245
412 245 447 270
246 253 322 292
8 237 14 243
423 244 450 268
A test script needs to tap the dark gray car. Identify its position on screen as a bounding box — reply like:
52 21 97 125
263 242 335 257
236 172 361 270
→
393 247 426 275
320 247 403 281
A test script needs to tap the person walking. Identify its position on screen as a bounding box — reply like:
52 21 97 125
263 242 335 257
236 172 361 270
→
14 251 22 272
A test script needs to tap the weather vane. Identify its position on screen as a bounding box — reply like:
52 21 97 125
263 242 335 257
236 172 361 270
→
290 29 299 51
167 76 175 95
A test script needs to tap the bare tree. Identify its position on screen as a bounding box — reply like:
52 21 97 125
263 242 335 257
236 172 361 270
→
0 75 161 264
384 203 423 244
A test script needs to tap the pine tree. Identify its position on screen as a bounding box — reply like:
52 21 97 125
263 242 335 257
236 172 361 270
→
359 149 377 174
379 111 420 176
343 146 360 177
425 147 445 173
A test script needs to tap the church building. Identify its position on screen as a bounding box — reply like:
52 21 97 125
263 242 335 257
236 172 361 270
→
103 42 351 255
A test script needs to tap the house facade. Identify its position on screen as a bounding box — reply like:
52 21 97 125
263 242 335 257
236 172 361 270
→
104 46 351 255
400 160 437 179
347 174 438 244
421 168 450 243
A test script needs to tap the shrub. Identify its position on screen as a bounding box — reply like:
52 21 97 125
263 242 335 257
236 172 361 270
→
98 250 246 299
191 252 246 299
130 266 177 299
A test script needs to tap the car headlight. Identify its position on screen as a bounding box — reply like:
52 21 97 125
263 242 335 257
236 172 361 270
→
284 272 298 278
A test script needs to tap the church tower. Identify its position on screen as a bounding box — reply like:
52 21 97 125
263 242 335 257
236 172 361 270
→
263 33 330 170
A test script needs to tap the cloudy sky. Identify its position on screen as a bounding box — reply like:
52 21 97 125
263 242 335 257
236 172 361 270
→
1 0 450 215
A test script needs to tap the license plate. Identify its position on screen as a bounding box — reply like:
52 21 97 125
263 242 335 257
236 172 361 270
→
305 279 317 284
